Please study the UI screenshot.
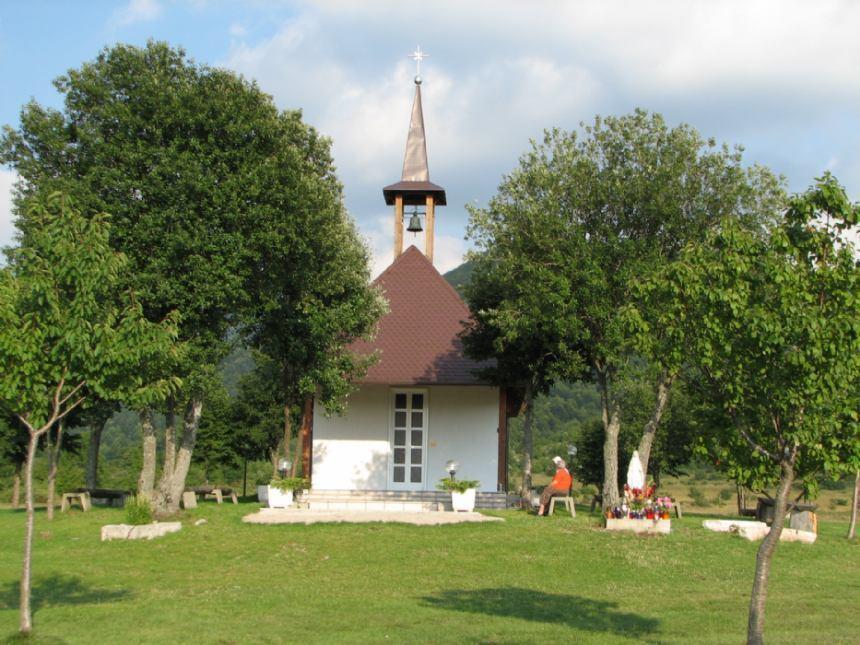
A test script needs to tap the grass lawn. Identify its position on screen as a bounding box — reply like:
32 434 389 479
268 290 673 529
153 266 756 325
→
0 502 857 644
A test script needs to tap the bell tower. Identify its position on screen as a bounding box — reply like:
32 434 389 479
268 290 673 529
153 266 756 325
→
383 46 446 264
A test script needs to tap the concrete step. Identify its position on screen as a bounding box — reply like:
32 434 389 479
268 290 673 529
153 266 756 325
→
308 499 444 513
304 490 508 510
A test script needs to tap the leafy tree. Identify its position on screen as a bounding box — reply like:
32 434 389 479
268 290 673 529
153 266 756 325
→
639 174 859 644
462 245 586 497
465 110 784 507
0 415 28 507
244 159 386 477
0 193 179 634
1 41 370 512
193 384 239 484
229 354 285 478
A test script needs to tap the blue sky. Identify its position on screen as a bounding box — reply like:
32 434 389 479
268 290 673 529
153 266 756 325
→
2 0 859 273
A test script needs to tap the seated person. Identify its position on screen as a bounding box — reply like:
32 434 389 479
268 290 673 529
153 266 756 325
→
538 456 572 516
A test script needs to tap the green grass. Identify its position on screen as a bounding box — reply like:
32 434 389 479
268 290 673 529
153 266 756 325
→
0 503 857 644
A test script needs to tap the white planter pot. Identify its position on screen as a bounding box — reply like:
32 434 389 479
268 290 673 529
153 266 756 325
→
451 488 477 512
257 485 269 504
267 486 294 509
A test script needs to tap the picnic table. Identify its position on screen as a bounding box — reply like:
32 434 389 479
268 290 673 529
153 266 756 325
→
186 486 238 504
755 497 817 525
62 488 131 512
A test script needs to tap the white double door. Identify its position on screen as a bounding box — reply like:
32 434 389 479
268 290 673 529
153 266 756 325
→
389 389 427 490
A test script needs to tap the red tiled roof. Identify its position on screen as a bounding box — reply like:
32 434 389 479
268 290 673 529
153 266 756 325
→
351 246 491 385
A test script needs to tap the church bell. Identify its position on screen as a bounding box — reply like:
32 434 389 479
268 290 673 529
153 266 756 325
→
406 209 423 233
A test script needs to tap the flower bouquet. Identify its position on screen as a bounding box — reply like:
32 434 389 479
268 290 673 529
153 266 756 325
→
655 496 673 520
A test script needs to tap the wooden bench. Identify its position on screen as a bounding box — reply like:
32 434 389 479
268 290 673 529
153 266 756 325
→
61 491 92 512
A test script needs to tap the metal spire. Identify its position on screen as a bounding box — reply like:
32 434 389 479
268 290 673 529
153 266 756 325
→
401 47 429 182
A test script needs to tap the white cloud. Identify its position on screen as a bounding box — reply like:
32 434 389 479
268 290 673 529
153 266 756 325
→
0 170 18 256
229 22 248 39
109 0 163 28
222 0 860 276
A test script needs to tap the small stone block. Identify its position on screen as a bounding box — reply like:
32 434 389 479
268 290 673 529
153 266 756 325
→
789 510 817 533
101 522 182 541
605 518 671 534
181 492 197 509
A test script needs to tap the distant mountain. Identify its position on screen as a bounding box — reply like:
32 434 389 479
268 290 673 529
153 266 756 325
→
443 261 473 297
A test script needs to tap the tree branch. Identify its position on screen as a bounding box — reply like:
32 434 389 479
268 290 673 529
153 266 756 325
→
739 426 779 462
57 380 87 409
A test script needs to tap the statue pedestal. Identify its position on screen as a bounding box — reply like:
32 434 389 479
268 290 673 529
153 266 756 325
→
604 517 671 535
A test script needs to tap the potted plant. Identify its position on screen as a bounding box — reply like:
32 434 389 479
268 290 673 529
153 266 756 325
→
268 477 308 509
437 477 480 512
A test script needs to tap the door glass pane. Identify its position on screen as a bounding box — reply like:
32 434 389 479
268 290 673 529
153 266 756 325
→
411 393 424 410
394 448 405 464
410 466 422 483
411 430 422 447
394 411 407 428
395 393 407 409
394 429 406 446
393 466 405 483
411 411 423 428
411 448 422 464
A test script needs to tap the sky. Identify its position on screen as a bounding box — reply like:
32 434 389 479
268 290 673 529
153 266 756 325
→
1 0 859 275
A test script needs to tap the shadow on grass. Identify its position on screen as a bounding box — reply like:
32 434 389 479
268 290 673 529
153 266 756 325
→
420 587 659 637
0 574 132 614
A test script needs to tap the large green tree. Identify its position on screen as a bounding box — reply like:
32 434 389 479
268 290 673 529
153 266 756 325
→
0 193 179 634
1 41 373 512
639 174 859 644
244 171 386 476
465 110 784 507
462 230 586 497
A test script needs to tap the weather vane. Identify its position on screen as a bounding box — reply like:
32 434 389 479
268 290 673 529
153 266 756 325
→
410 45 428 82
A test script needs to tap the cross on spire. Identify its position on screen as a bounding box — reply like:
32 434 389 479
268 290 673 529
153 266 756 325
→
410 45 427 79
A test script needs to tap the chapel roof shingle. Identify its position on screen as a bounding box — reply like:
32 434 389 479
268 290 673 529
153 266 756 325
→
350 246 491 385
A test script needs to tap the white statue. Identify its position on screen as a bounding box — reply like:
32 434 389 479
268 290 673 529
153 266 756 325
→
627 450 645 490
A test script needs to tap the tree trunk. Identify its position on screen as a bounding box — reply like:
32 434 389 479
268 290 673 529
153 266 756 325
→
20 431 38 634
597 368 621 510
155 399 203 514
518 382 534 500
747 456 795 645
737 484 747 516
163 396 177 478
242 458 248 497
85 421 105 490
12 462 21 509
46 421 64 521
848 470 859 540
282 404 292 474
137 409 156 498
291 434 302 478
636 372 673 477
270 445 280 480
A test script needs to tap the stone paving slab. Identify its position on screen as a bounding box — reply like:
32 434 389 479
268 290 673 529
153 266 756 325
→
242 508 504 526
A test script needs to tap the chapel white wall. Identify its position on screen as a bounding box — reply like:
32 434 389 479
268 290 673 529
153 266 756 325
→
312 384 499 492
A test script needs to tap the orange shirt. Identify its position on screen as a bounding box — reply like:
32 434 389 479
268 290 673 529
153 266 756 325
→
550 467 572 491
